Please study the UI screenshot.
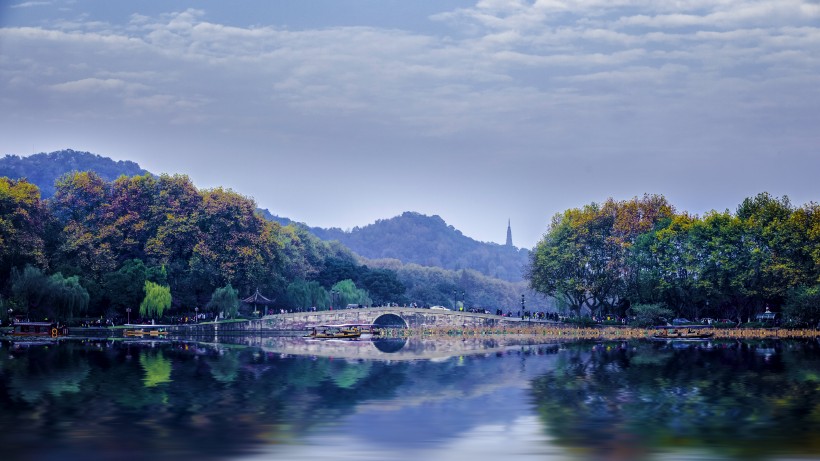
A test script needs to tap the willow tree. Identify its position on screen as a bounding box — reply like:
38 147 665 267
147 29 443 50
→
207 283 239 319
330 279 371 308
49 272 89 322
140 281 172 319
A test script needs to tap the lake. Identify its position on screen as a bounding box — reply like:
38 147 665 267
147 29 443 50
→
1 336 819 461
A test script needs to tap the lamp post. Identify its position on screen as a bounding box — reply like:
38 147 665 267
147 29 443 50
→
453 290 457 310
126 307 131 325
331 290 337 311
195 307 199 323
7 308 12 325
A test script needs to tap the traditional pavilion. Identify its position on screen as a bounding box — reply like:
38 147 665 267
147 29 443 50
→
242 288 276 316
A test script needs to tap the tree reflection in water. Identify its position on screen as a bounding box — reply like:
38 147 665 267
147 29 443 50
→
0 339 819 461
530 340 820 460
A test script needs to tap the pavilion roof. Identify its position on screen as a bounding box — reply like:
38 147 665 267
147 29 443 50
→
242 288 275 305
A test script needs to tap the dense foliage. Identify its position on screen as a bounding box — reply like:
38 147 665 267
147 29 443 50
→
528 193 820 325
0 172 411 322
1 151 547 321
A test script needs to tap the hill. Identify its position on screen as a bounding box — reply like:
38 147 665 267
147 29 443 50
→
0 149 149 198
299 211 530 282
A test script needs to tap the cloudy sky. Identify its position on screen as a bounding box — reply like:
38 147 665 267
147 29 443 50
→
1 0 818 249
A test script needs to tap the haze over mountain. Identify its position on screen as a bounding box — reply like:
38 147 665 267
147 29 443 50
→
2 150 531 283
0 150 148 199
262 211 530 282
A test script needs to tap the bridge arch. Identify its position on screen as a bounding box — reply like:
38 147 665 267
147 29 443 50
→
373 313 408 329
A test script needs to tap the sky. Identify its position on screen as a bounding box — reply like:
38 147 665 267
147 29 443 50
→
1 0 818 249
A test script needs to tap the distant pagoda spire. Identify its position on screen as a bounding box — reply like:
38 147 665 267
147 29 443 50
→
506 219 513 247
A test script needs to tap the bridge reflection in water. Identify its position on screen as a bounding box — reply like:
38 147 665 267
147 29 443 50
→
206 334 555 361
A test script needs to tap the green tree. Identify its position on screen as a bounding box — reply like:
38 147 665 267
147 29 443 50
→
527 203 621 317
207 283 239 319
359 268 406 306
782 285 820 327
629 303 673 327
10 264 50 318
285 279 329 310
330 279 371 308
10 265 89 321
102 259 149 314
139 281 172 319
48 272 89 322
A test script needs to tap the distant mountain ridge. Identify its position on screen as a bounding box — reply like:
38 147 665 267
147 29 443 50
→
0 149 149 198
3 149 530 283
262 210 530 282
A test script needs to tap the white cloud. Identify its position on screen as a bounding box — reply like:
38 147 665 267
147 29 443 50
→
49 77 147 93
1 1 819 247
10 1 51 8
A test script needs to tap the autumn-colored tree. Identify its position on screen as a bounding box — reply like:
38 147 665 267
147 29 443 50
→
0 178 50 279
50 171 116 275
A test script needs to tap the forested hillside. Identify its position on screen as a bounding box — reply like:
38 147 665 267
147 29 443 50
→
2 151 530 283
0 149 148 198
309 212 531 282
0 151 548 322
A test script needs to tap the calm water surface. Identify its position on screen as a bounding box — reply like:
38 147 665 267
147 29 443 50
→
2 336 820 461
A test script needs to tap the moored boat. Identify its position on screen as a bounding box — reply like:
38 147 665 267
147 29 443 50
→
651 327 714 340
305 325 362 339
304 323 385 339
123 324 169 338
10 321 69 338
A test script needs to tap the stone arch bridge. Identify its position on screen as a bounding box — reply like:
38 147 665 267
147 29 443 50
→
253 307 530 331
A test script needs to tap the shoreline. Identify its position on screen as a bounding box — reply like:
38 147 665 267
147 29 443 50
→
3 325 819 342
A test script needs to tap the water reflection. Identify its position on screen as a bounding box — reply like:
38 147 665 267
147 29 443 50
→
0 338 819 461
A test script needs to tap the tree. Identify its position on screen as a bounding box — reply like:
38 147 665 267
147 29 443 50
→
48 272 89 322
359 268 406 306
140 281 172 319
330 279 371 308
285 279 329 310
527 204 621 317
50 171 117 275
10 264 50 318
207 283 239 319
629 303 674 327
782 285 820 327
0 178 50 280
9 265 88 321
190 188 275 294
102 259 149 313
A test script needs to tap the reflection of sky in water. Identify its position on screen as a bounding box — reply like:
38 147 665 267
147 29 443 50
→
244 416 567 461
342 385 534 447
240 349 569 460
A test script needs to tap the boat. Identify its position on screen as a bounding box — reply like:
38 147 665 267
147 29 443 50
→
10 321 69 338
651 327 714 340
123 324 169 338
305 323 384 339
